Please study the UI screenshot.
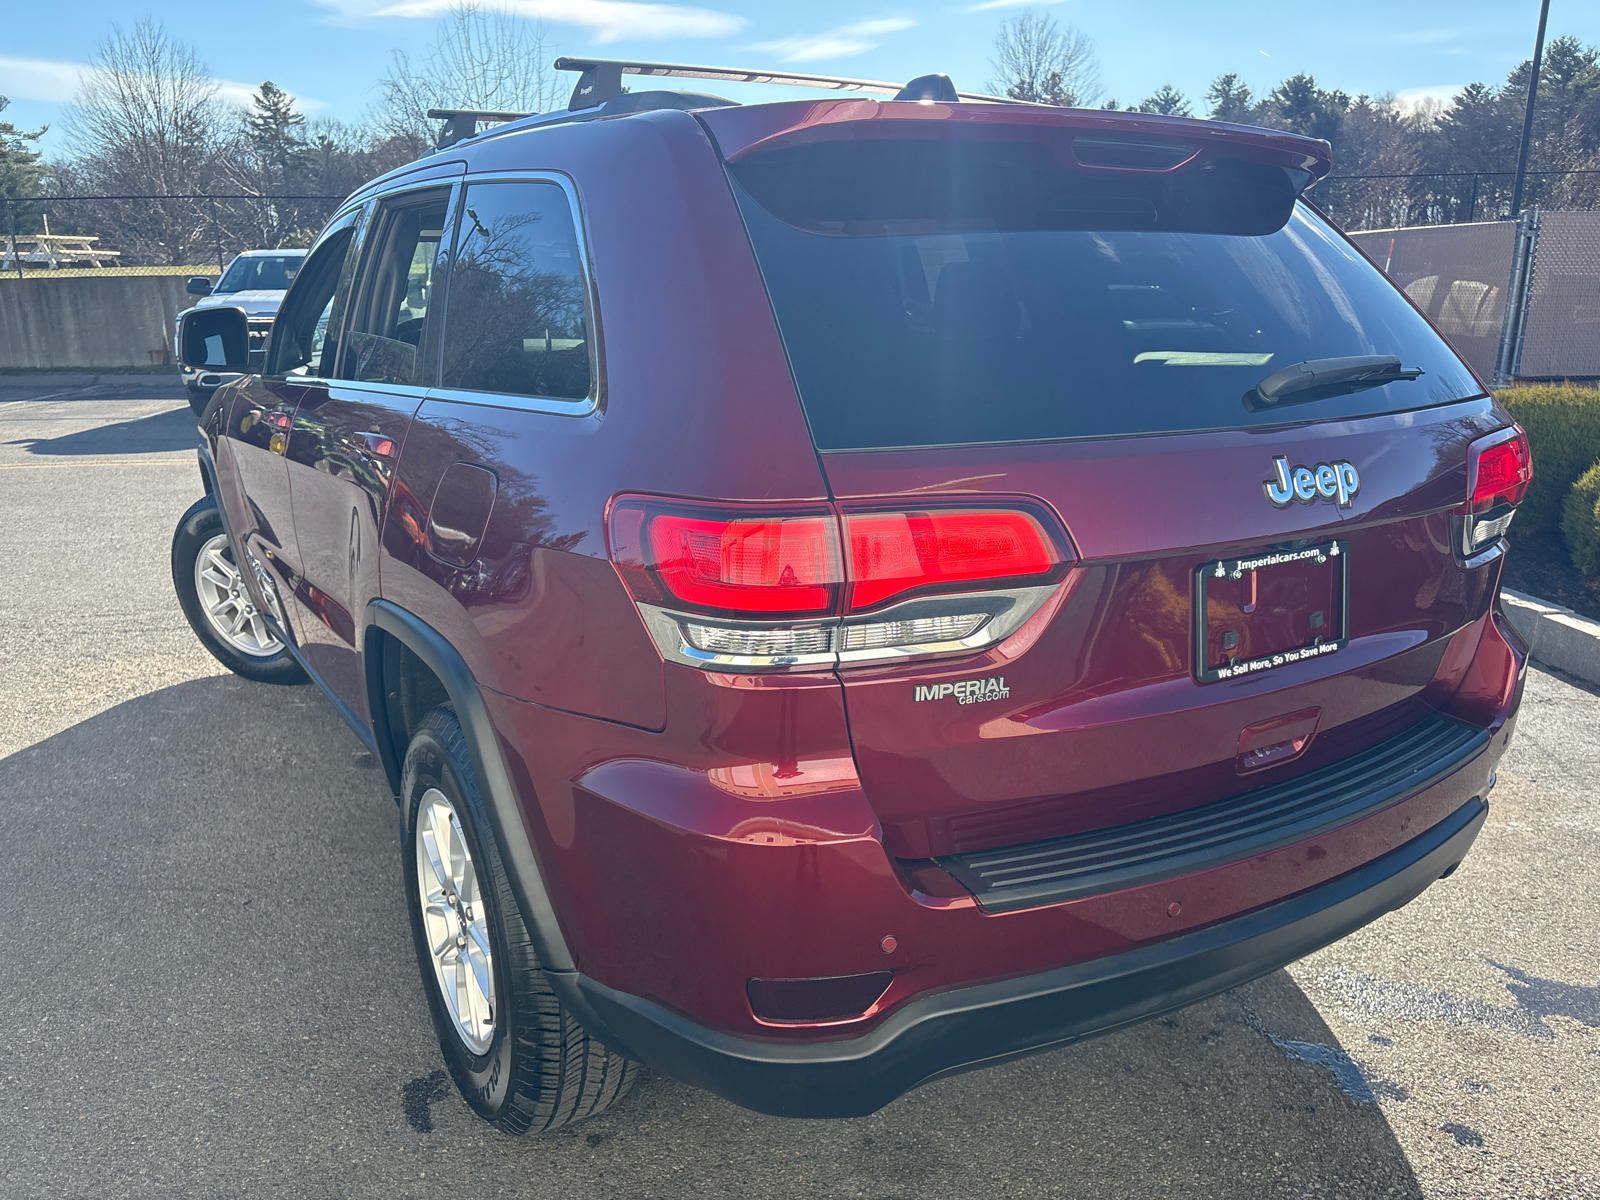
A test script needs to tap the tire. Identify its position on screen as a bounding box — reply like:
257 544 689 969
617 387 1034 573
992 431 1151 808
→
185 381 216 419
170 495 307 685
402 706 637 1133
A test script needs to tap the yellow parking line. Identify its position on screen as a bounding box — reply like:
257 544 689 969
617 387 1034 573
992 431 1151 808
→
0 458 193 469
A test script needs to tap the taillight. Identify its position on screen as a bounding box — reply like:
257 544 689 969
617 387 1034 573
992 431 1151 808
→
1458 427 1532 556
844 509 1060 611
608 495 1073 669
608 500 841 618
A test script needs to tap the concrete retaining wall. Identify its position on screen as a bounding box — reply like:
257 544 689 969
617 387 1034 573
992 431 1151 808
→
0 275 204 369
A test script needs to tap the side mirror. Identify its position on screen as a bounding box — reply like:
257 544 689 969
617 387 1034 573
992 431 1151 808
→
178 306 250 372
186 276 214 296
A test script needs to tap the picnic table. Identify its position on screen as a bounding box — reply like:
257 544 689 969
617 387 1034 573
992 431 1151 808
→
1 233 122 269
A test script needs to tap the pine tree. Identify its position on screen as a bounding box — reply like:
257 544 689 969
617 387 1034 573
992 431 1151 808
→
1138 85 1192 117
245 81 310 192
1205 73 1254 123
0 95 48 238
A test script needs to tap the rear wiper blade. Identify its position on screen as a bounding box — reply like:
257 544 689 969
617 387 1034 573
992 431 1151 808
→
1247 355 1424 411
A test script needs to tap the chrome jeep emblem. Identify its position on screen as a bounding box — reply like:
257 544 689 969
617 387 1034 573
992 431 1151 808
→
914 676 1010 705
1264 455 1360 508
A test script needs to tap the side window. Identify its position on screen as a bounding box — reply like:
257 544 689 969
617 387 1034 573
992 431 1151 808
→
439 181 592 403
337 189 451 388
266 214 361 380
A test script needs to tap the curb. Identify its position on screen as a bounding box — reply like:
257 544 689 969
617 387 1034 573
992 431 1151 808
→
0 373 183 391
1501 588 1600 688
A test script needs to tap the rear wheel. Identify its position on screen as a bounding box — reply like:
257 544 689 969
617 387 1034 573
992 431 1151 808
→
402 706 637 1133
171 496 306 684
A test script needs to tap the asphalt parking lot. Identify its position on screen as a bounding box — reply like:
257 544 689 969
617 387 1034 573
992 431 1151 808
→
1 381 1597 1200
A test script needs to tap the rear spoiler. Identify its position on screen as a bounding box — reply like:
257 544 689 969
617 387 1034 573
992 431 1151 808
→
704 101 1333 237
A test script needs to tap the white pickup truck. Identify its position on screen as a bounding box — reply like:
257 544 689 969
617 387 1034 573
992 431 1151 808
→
179 248 308 415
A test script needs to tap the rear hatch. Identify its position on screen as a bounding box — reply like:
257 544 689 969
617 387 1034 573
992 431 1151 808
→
704 101 1504 861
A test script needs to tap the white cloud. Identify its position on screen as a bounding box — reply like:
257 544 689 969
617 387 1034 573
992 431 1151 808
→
0 55 321 111
750 18 916 63
968 0 1062 10
333 0 742 41
0 57 86 103
1395 85 1462 112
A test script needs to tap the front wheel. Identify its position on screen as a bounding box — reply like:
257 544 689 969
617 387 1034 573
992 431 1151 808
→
402 706 637 1133
170 496 306 684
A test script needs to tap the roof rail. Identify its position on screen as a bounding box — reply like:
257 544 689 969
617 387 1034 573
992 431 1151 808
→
552 57 1042 111
427 108 533 149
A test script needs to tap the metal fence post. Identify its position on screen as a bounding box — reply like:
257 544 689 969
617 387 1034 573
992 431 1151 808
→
207 195 225 273
1494 208 1541 387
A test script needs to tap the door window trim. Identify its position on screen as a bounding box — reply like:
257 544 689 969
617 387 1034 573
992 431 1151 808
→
330 180 462 392
261 202 371 384
428 171 603 418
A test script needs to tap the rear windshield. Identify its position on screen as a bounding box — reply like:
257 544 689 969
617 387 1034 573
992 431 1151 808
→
727 148 1481 451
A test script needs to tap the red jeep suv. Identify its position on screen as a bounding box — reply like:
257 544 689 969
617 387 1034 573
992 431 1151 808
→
170 62 1530 1132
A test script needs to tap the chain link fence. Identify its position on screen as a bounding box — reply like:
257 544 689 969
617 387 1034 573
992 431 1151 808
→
0 194 348 277
1349 210 1600 383
1320 169 1600 231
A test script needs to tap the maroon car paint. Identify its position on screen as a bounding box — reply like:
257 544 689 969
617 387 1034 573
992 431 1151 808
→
196 96 1525 1082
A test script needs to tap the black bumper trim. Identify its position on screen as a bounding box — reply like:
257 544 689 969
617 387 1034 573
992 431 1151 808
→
576 796 1488 1119
941 711 1487 912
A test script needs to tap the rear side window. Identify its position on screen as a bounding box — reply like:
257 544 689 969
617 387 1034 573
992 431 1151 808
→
728 140 1482 450
439 180 592 403
337 189 450 388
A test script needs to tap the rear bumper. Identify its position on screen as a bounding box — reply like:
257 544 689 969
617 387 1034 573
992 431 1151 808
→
573 795 1487 1118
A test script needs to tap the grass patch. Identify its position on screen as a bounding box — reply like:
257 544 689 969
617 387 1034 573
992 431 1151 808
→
0 265 218 280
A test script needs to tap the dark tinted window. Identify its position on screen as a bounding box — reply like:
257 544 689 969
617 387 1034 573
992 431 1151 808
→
265 219 358 380
439 181 591 402
337 191 449 387
216 253 305 293
729 147 1481 450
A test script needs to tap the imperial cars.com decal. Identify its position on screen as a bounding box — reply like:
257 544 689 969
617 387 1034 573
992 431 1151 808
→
914 677 1010 705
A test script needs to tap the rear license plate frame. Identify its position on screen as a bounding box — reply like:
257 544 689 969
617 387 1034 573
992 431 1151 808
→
1192 540 1350 684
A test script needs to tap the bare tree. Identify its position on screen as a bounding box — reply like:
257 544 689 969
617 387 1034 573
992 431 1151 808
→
63 19 226 263
988 11 1102 108
375 4 561 145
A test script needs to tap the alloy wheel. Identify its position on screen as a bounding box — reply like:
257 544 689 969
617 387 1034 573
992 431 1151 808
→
415 788 497 1054
193 533 284 658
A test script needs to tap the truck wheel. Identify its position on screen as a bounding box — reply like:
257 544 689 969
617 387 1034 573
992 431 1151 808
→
401 706 637 1133
171 496 307 685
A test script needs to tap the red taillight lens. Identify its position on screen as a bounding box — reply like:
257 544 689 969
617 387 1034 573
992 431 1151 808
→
1467 428 1532 513
844 509 1061 611
608 499 842 617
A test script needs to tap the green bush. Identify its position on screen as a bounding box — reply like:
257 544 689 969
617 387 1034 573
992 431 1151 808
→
1496 385 1600 536
1562 460 1600 577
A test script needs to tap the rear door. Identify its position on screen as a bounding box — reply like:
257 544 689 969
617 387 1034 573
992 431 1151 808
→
724 124 1503 861
285 184 455 719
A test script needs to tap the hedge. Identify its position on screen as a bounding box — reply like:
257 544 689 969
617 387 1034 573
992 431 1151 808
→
1496 385 1600 537
1563 460 1600 577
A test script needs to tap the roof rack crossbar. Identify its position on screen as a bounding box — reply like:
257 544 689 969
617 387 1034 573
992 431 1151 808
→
551 57 1045 110
428 108 533 149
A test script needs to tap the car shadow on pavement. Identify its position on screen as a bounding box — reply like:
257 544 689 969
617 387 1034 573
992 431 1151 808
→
7 404 196 456
0 675 1425 1200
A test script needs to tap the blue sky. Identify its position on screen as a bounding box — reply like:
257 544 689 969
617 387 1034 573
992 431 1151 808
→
3 0 1598 155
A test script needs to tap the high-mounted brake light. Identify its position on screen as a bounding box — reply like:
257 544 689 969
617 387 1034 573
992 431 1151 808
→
609 495 1074 670
1457 427 1532 556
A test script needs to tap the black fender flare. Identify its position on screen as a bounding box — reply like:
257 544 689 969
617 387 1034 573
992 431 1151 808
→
362 600 581 977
